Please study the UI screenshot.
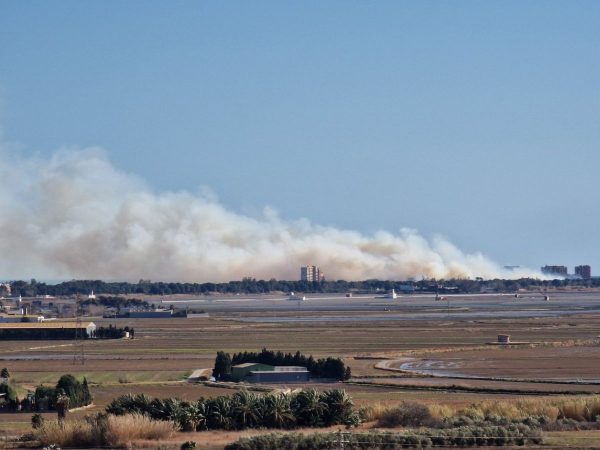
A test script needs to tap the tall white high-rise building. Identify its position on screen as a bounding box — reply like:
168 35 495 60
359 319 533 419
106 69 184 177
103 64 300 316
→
300 265 323 282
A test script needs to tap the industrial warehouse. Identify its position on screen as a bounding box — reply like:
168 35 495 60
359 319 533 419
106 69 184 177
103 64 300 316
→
231 363 310 383
0 321 97 340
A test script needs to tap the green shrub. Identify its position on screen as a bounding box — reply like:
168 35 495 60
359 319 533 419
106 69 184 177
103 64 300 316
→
377 401 435 428
225 427 543 449
31 413 45 429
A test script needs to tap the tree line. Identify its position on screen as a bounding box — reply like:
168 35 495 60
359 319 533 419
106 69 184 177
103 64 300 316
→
82 295 150 310
92 324 134 339
7 276 593 297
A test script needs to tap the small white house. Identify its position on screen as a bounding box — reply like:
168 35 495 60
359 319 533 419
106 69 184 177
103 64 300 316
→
85 322 97 337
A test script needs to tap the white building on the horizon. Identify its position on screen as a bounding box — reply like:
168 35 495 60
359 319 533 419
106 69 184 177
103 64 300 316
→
300 265 324 282
0 283 11 296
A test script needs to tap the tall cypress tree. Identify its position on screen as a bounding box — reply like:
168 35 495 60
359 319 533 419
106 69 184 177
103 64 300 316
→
82 377 92 406
212 352 232 380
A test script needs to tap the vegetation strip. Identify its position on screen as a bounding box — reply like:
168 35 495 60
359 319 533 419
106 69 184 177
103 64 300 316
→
9 277 600 297
106 389 362 431
347 381 596 396
224 428 543 450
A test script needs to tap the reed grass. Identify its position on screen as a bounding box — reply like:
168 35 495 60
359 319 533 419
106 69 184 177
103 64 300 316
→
36 414 177 448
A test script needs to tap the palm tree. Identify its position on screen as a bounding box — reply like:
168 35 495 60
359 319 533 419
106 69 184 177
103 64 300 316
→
322 389 353 425
230 390 261 429
173 401 194 431
206 396 233 430
262 392 295 429
162 398 187 424
56 392 70 422
149 398 168 420
107 393 153 416
188 400 208 431
291 389 327 427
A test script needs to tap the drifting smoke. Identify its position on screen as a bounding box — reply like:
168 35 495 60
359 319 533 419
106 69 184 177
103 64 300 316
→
0 147 537 282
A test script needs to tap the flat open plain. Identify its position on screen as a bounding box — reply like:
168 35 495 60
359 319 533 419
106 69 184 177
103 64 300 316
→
3 290 600 447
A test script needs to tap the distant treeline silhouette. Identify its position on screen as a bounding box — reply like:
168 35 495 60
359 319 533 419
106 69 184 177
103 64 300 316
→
5 277 594 297
82 295 150 309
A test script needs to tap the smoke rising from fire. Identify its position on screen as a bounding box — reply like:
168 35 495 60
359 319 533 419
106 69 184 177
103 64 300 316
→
0 147 537 281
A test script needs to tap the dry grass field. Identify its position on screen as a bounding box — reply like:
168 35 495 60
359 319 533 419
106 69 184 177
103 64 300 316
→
4 294 600 447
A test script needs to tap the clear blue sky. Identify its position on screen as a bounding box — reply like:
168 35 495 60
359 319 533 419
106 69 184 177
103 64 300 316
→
1 1 599 273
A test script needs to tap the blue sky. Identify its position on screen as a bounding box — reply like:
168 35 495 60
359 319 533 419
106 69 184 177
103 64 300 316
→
1 1 599 274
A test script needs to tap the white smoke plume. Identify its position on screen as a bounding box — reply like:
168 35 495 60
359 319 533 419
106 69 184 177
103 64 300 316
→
0 146 537 282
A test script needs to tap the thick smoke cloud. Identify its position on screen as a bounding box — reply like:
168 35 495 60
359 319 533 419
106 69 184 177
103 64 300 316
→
0 147 536 282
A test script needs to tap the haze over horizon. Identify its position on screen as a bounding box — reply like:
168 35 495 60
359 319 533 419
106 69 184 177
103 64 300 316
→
0 146 537 282
1 1 598 280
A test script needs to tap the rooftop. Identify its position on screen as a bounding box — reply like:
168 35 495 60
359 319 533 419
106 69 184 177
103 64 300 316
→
233 363 265 368
250 368 309 374
273 366 309 372
0 321 95 329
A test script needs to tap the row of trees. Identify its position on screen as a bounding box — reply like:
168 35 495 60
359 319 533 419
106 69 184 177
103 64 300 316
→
216 348 351 381
82 295 149 310
6 277 596 297
106 389 360 431
92 325 135 339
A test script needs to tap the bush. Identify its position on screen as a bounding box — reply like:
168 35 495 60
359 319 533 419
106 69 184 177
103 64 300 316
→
104 414 176 446
31 413 44 429
36 419 96 448
181 442 197 450
35 413 176 447
377 401 436 428
56 374 92 409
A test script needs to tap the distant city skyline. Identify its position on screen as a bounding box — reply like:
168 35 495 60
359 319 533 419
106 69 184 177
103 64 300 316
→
1 1 599 279
541 264 592 279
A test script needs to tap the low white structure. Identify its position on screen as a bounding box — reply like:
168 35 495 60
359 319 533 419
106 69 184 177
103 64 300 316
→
385 289 398 299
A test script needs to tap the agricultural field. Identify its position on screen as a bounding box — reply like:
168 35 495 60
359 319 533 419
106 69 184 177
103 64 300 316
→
3 291 600 448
